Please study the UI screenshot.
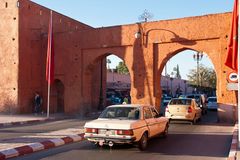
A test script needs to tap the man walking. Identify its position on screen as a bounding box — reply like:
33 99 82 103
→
34 92 42 114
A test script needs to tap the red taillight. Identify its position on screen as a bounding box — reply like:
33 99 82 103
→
85 128 98 134
188 107 192 113
117 130 133 136
165 106 169 112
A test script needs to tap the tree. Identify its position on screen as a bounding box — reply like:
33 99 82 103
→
187 64 216 88
172 64 181 79
116 61 129 74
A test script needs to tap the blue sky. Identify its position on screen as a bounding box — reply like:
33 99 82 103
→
31 0 234 79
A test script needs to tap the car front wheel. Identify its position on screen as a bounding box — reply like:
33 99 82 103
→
138 132 148 151
162 123 169 137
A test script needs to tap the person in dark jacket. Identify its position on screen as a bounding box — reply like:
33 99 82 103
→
34 92 42 114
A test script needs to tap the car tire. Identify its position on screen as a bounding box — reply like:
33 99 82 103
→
162 123 169 138
192 115 197 124
138 132 148 151
205 109 207 114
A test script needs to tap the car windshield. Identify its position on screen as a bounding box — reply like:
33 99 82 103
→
169 99 191 105
99 107 140 120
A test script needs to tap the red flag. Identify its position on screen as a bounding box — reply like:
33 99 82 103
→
46 11 54 84
225 0 239 71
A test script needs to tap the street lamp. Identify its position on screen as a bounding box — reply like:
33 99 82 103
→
193 51 203 93
184 80 187 94
98 59 104 110
170 72 174 97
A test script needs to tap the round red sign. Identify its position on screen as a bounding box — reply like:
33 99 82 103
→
227 71 238 83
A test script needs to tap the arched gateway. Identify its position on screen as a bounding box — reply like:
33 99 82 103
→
0 1 236 122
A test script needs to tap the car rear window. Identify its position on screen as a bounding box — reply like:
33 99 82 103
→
169 99 191 105
208 98 217 102
99 107 140 120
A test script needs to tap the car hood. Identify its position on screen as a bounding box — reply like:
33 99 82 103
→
84 118 138 130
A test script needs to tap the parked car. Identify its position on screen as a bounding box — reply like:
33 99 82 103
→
163 96 172 104
179 95 186 99
84 104 169 150
185 94 207 115
160 96 172 116
207 97 217 110
165 98 202 124
160 101 169 116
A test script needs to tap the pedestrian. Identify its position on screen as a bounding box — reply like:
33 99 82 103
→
123 96 129 104
34 92 42 115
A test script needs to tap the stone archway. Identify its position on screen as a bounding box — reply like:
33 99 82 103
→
82 48 133 111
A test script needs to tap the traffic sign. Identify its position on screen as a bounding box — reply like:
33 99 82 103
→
227 71 238 83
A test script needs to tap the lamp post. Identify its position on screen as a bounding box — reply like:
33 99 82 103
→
98 59 103 110
170 72 174 97
193 52 203 93
170 77 173 97
184 80 187 94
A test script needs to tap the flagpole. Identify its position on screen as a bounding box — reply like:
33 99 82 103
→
47 10 53 119
238 0 240 148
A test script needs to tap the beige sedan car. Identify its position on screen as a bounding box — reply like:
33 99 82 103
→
165 98 201 124
84 104 169 150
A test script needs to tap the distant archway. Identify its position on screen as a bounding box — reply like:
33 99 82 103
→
106 54 131 106
84 52 131 111
158 49 217 117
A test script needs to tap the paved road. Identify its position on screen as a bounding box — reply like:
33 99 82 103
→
11 110 234 160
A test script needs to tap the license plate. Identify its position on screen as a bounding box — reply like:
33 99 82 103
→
99 129 115 135
99 139 104 146
105 130 112 135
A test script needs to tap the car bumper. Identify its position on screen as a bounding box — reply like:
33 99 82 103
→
84 134 136 144
207 105 218 110
165 113 193 121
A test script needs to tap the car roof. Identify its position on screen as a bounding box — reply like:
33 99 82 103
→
171 98 192 100
208 97 217 99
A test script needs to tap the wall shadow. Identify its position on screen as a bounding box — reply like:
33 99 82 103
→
132 24 147 100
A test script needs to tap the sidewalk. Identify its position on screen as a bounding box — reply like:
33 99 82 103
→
0 111 101 127
227 123 239 160
0 114 85 160
0 112 102 160
0 127 85 159
0 113 67 127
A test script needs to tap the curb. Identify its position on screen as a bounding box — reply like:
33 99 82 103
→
0 133 85 160
227 123 238 160
0 117 66 128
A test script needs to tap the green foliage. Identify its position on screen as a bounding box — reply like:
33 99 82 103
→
187 64 216 88
116 61 129 74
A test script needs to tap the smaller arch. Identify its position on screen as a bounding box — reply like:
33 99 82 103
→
51 79 64 113
83 51 132 110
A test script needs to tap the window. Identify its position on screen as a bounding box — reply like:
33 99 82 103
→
99 106 140 120
169 99 191 105
150 108 159 118
144 108 153 119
